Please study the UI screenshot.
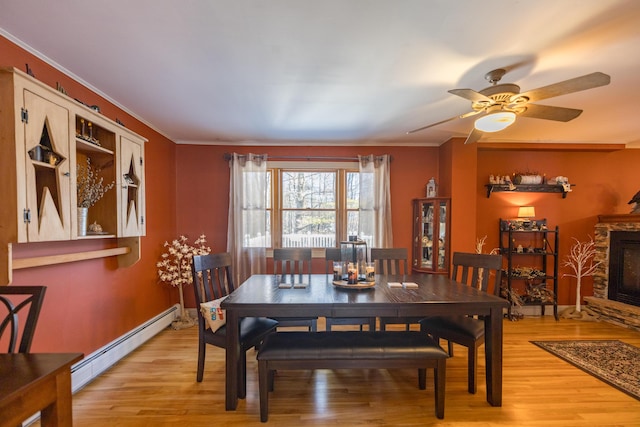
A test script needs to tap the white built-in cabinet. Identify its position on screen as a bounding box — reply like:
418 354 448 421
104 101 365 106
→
0 67 147 284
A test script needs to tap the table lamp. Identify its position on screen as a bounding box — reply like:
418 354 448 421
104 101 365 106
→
517 206 535 219
517 205 535 229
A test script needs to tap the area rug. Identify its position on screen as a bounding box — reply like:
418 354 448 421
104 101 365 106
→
531 340 640 401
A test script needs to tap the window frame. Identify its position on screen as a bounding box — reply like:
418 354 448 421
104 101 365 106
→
267 161 359 250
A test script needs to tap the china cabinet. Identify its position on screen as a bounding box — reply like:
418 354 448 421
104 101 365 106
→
412 198 450 274
499 218 559 320
0 67 147 284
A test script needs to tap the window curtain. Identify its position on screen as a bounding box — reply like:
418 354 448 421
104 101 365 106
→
358 154 393 248
227 153 268 285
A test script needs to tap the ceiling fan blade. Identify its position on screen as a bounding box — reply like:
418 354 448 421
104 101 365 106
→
518 104 583 122
464 127 483 145
514 72 610 103
407 111 475 134
448 88 493 103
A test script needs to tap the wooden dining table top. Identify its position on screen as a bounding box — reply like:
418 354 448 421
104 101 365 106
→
222 273 509 317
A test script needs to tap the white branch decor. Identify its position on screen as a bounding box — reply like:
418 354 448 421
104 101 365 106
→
76 157 114 208
562 236 601 318
157 234 211 329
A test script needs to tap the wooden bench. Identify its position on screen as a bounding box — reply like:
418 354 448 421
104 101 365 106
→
256 331 448 422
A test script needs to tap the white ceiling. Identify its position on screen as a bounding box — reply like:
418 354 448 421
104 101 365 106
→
1 0 639 147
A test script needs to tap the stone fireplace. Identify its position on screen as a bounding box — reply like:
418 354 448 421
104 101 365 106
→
584 214 640 331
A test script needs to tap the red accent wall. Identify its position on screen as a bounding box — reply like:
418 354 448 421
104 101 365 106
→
1 36 179 355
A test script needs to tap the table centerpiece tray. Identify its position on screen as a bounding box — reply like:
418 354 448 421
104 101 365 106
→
332 280 375 290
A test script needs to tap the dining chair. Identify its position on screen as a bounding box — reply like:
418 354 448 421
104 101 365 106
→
0 285 47 353
272 247 318 331
419 251 503 394
324 247 376 331
372 248 420 331
191 252 277 397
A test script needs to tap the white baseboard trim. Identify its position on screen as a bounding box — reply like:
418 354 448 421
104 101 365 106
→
71 303 180 392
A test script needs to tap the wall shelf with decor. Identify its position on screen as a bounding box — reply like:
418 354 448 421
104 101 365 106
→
485 183 575 198
0 66 146 285
499 218 559 320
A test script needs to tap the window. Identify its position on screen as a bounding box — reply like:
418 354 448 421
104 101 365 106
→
266 163 359 248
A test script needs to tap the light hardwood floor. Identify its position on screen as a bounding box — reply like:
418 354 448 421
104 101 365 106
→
45 317 640 426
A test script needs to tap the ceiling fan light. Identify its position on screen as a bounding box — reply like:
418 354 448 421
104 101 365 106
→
474 111 516 132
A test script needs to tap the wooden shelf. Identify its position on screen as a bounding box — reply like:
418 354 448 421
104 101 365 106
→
76 138 114 155
12 247 130 269
485 183 575 198
1 236 140 284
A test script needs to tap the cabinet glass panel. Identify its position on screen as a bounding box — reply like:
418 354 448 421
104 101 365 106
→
421 203 434 269
438 201 447 270
412 198 450 274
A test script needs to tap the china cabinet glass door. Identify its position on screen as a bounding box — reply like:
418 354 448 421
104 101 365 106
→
412 198 450 274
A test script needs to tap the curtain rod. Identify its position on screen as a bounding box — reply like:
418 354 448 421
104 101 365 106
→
223 153 391 162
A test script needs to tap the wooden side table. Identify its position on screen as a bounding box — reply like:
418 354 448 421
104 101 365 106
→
0 353 83 427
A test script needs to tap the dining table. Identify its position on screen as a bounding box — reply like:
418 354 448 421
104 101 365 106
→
221 273 509 411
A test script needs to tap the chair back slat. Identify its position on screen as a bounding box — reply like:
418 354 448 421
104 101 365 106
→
192 253 235 303
370 248 408 275
273 248 312 275
0 286 46 353
324 248 342 274
451 252 503 295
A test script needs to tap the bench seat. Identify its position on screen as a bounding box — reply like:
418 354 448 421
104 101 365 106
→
257 331 448 422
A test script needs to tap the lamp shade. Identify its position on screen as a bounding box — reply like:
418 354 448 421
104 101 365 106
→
474 111 516 132
517 206 535 218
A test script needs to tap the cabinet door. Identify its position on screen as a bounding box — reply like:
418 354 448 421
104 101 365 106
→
118 136 145 237
22 89 71 242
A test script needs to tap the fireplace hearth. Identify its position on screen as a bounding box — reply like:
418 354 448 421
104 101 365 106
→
585 214 640 331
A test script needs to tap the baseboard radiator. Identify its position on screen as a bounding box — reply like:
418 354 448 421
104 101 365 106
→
71 303 179 392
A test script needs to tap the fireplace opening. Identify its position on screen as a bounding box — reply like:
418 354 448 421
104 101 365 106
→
608 231 640 307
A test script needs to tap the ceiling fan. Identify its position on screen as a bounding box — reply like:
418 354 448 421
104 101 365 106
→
408 69 611 144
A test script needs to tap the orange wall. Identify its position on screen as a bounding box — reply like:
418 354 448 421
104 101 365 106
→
476 147 640 305
441 138 480 255
2 36 179 355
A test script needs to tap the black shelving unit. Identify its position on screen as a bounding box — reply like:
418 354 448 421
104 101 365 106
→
499 218 559 320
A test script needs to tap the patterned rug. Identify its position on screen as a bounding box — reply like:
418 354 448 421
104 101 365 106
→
531 340 640 401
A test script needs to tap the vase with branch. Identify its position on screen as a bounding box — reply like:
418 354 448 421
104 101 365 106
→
157 234 210 329
561 236 601 320
76 157 114 236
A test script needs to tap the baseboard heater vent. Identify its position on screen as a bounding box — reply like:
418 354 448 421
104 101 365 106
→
71 303 179 392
